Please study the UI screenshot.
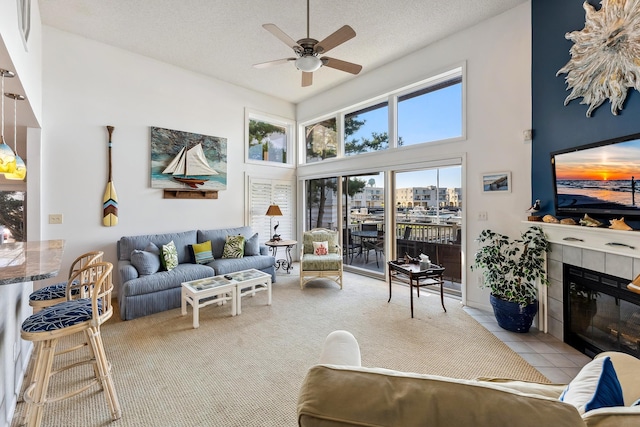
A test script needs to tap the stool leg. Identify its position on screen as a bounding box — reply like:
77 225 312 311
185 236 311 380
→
24 338 58 427
87 327 122 420
20 341 40 402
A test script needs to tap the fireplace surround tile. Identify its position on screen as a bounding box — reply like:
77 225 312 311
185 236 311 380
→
604 253 633 279
562 246 581 267
582 249 605 273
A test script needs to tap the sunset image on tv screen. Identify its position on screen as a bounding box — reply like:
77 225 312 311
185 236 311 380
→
554 138 640 212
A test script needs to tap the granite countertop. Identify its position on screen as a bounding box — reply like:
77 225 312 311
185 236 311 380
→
0 240 65 285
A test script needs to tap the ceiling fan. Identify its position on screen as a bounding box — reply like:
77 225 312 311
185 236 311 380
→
253 0 362 87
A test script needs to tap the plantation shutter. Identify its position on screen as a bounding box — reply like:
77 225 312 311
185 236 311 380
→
249 178 294 242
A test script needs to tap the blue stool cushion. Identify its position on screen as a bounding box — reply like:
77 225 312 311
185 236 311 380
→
29 282 79 302
22 299 103 333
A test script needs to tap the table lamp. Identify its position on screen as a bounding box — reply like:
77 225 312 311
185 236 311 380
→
266 204 283 241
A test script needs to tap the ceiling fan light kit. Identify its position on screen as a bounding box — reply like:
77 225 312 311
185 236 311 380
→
254 0 361 87
295 56 322 72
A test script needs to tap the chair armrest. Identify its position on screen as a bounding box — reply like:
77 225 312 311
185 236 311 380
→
259 245 269 256
118 260 139 284
582 405 640 427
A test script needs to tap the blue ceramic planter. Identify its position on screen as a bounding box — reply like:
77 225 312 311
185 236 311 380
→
489 294 538 333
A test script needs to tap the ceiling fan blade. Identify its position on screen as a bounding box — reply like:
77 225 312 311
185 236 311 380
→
262 24 302 52
315 25 356 54
302 72 313 87
253 58 296 69
321 57 362 75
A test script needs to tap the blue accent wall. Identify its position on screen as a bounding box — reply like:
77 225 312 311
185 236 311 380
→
532 0 640 217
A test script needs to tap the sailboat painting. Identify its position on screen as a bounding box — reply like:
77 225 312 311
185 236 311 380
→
150 127 227 190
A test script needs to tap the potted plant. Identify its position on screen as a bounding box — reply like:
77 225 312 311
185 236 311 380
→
471 226 550 333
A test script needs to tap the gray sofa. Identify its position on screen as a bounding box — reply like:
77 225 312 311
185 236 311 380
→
117 226 276 320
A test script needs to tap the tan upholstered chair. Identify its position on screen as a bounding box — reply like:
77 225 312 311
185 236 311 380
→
300 228 343 289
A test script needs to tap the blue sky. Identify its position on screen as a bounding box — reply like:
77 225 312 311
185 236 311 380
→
347 83 462 188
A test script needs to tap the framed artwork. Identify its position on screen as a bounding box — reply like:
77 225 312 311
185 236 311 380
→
482 171 511 193
245 109 294 167
150 126 227 191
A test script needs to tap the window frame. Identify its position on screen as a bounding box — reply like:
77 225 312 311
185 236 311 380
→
298 65 465 165
245 108 295 169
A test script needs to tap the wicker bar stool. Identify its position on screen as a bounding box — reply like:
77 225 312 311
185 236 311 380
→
20 262 121 427
28 251 104 312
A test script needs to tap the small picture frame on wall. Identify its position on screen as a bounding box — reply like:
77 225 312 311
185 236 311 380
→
482 171 511 193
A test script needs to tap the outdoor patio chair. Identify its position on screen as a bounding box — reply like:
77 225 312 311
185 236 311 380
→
300 228 343 289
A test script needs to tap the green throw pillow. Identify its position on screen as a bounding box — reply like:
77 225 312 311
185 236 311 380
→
161 240 179 271
222 235 245 259
190 240 214 264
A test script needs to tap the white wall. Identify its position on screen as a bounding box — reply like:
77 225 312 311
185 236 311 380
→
40 27 296 286
296 2 532 311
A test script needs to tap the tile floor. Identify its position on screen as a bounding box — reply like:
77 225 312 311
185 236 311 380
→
463 306 592 383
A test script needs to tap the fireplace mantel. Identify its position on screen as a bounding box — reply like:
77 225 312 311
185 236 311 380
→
524 221 640 259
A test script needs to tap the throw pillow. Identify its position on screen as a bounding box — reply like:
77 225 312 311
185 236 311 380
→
559 356 624 413
244 233 260 256
189 240 214 264
161 240 179 271
222 235 245 258
130 248 161 275
313 241 329 256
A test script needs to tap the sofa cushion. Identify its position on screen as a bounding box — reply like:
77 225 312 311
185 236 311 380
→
560 356 624 414
303 229 338 254
161 241 179 271
301 253 342 271
189 240 214 264
119 230 197 264
198 226 254 259
207 256 275 276
120 264 215 297
244 233 260 256
223 235 245 258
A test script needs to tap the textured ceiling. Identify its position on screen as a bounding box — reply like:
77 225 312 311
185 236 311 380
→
39 0 527 104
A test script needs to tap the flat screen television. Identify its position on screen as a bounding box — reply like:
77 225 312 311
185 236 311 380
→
551 132 640 219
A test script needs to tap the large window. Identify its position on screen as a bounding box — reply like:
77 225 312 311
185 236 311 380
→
245 109 294 166
304 177 338 230
300 67 464 164
344 102 389 156
398 76 462 146
305 118 337 163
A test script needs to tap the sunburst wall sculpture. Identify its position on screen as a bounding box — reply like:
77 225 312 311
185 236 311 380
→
557 0 640 117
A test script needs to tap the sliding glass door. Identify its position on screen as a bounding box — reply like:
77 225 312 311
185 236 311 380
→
342 172 385 275
394 166 462 295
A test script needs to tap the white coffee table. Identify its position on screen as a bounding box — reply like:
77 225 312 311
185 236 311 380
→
224 269 272 315
181 276 237 328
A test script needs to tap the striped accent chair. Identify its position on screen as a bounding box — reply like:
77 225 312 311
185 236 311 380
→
300 228 343 289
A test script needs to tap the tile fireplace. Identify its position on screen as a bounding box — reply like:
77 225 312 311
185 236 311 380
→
563 264 640 358
531 222 640 358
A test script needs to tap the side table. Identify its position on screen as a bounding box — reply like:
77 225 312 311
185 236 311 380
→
388 260 446 318
265 239 297 274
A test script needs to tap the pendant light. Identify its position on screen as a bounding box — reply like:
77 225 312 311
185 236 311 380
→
4 93 26 180
0 69 17 174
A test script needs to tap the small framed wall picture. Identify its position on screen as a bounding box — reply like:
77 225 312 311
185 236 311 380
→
482 171 511 193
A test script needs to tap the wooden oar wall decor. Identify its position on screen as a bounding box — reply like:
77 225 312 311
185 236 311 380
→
103 125 119 226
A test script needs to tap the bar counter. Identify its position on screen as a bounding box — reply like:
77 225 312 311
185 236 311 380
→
0 240 65 285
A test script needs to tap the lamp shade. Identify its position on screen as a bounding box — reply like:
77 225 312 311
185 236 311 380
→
0 136 16 174
265 204 283 216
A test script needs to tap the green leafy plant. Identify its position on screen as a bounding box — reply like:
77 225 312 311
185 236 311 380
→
471 226 550 306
